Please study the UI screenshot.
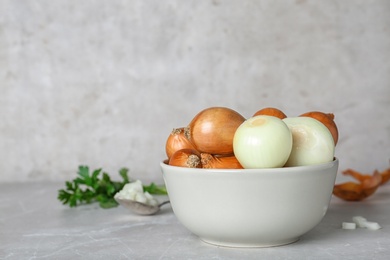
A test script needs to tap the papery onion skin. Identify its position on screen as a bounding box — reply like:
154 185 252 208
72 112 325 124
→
201 153 243 169
185 107 245 155
233 115 293 169
169 149 202 168
165 127 196 159
283 117 335 167
253 107 287 119
299 111 339 146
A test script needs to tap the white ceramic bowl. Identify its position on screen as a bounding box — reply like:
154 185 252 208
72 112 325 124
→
160 158 338 248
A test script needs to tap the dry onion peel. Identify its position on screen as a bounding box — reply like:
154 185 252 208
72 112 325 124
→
333 165 390 201
380 168 390 185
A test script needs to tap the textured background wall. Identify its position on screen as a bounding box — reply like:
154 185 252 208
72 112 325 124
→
1 0 389 183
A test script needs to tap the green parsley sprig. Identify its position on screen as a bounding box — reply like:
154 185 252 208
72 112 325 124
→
58 166 167 209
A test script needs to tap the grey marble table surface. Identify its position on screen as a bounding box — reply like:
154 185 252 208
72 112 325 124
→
1 182 389 260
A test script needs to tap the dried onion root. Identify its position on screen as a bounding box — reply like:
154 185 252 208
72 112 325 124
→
165 127 196 159
169 149 202 168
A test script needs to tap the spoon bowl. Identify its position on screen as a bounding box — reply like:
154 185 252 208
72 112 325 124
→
115 197 170 215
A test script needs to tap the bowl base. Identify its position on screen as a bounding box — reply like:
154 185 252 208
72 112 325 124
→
200 237 300 248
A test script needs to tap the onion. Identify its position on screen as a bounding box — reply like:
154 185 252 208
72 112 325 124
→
165 128 196 159
283 117 335 167
185 107 245 155
201 153 243 169
342 222 356 230
169 149 202 168
299 111 339 145
252 107 287 119
233 115 293 168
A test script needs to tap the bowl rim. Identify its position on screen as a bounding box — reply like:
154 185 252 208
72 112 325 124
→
161 157 338 174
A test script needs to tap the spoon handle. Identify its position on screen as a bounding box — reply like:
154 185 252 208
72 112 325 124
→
159 200 171 208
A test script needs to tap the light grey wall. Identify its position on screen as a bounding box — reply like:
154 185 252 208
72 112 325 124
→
1 0 389 183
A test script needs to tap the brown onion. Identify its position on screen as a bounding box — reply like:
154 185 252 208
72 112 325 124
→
169 149 202 168
165 127 196 159
299 111 339 145
253 107 287 119
184 107 245 155
201 153 243 169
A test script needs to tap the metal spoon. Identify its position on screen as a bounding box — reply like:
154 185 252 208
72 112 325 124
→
115 198 170 215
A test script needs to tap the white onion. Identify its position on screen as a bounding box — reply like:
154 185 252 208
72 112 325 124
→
344 216 382 230
233 115 292 168
352 216 367 228
342 222 357 230
364 222 381 230
283 117 335 167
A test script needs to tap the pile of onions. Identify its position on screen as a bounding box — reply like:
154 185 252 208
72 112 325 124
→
164 106 339 169
165 107 244 169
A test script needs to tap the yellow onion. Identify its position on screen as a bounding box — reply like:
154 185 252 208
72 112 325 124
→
168 149 202 168
185 107 245 155
201 153 243 169
253 107 287 119
165 127 196 159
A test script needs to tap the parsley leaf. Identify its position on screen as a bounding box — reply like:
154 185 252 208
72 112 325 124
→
57 166 167 208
